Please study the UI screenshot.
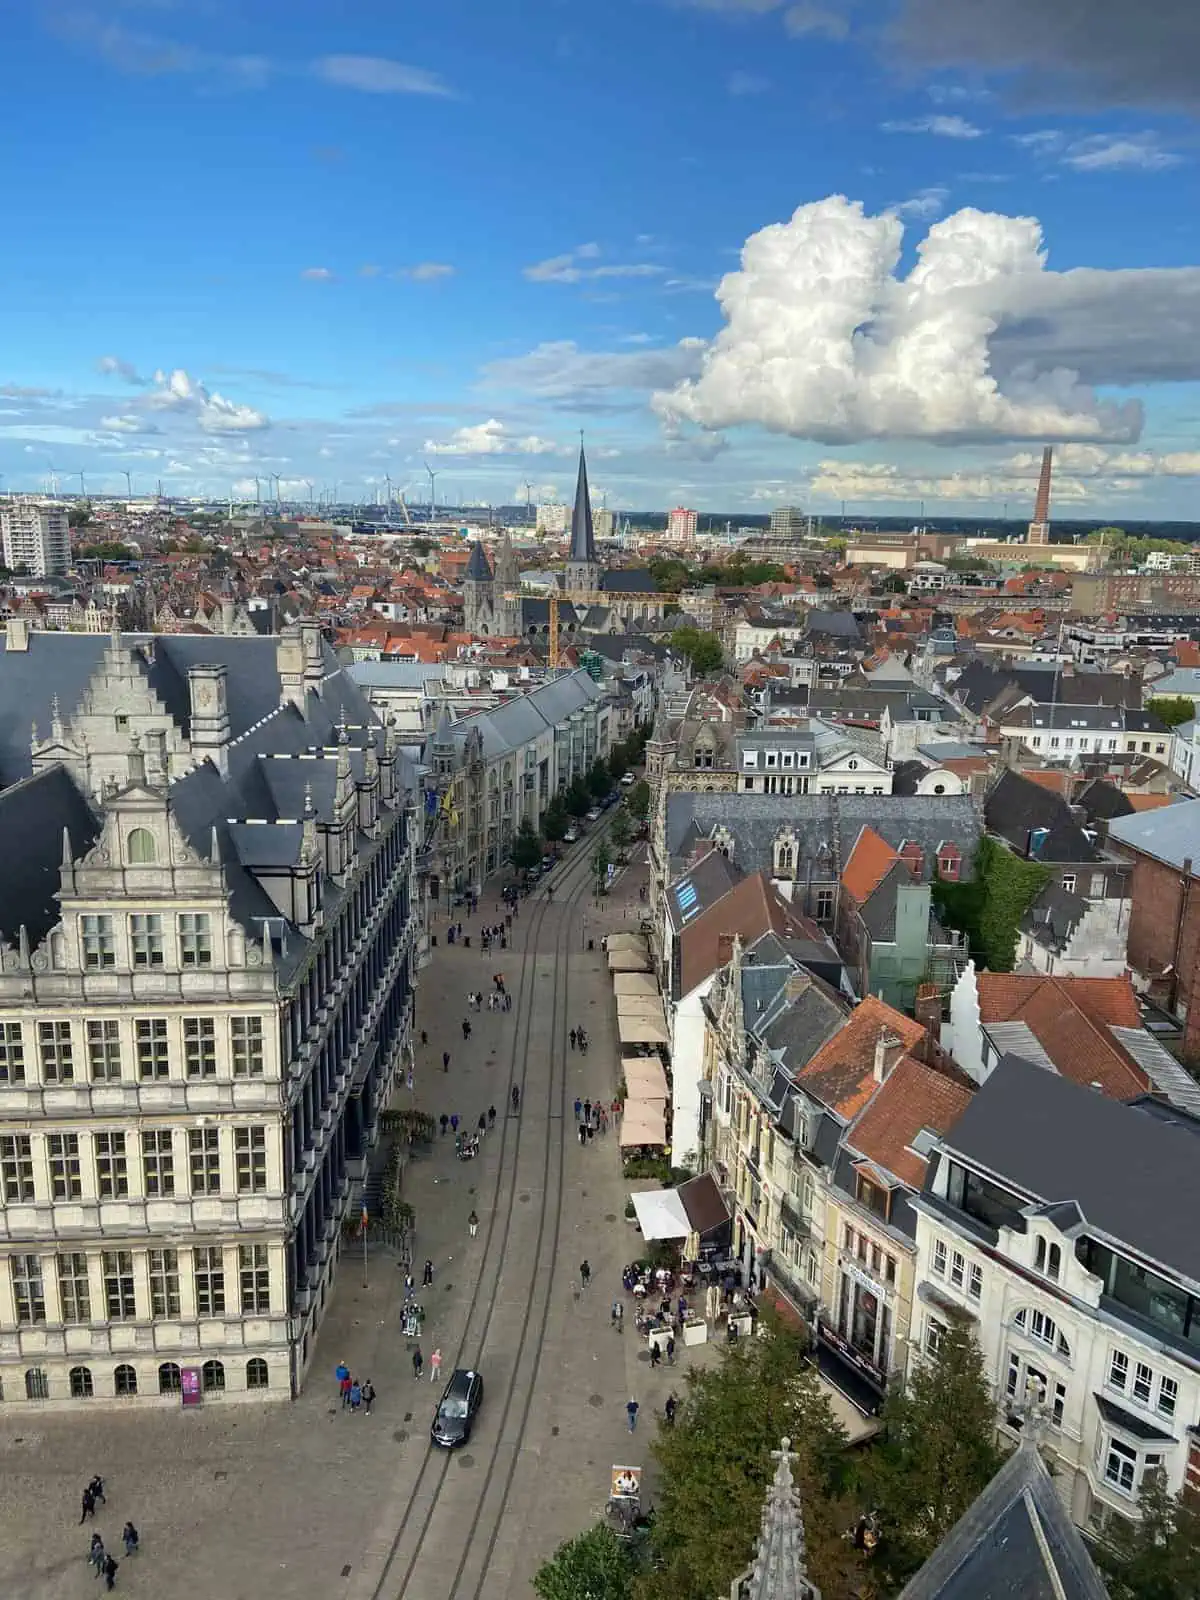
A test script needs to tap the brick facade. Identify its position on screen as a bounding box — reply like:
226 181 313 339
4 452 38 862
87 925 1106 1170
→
1119 849 1200 1058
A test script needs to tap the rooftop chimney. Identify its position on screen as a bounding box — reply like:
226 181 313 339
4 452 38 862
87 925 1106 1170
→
874 1028 903 1084
188 663 231 775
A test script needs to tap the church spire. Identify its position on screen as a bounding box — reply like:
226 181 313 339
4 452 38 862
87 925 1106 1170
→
738 1439 822 1600
569 440 596 565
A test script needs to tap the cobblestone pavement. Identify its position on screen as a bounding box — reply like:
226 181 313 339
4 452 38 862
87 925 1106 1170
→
0 835 700 1600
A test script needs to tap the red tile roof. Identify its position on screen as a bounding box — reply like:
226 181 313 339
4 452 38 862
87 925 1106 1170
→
847 1055 974 1189
974 973 1147 1100
677 871 816 997
841 826 899 904
796 995 927 1120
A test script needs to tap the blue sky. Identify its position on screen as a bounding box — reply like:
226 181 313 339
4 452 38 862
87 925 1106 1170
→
3 0 1200 517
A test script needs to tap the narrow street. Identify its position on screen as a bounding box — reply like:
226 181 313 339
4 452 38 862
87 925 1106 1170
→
0 834 684 1600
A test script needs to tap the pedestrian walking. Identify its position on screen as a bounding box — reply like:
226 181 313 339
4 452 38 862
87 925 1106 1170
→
412 1347 424 1379
569 1028 577 1051
580 1259 591 1288
573 1096 582 1122
88 1534 105 1573
487 1105 496 1129
420 1029 428 1047
504 991 512 1011
335 1359 349 1397
584 1098 592 1125
79 1489 95 1524
443 1051 451 1074
340 1370 353 1407
666 1334 676 1365
611 1299 623 1331
430 1348 442 1384
477 1112 487 1137
586 1122 594 1143
440 1114 449 1136
664 1394 677 1427
650 1341 661 1369
362 1380 376 1415
598 1107 608 1134
577 1123 587 1147
450 1114 459 1133
88 1476 106 1506
462 1018 471 1040
423 1258 434 1286
121 1523 138 1558
404 1271 415 1299
626 1399 639 1433
102 1554 118 1591
350 1379 362 1412
511 1084 520 1113
468 1209 479 1237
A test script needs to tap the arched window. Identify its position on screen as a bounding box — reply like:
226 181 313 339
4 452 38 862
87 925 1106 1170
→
1047 1243 1062 1281
246 1357 269 1391
1015 1307 1071 1359
202 1359 226 1394
1035 1237 1047 1272
69 1365 94 1399
158 1361 181 1395
775 843 795 877
127 828 156 865
25 1367 49 1401
114 1364 138 1397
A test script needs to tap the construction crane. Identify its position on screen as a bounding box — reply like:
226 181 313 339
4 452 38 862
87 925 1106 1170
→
504 586 680 668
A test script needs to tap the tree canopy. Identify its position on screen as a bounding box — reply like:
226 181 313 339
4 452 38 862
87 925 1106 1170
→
541 795 569 843
1099 1466 1200 1600
565 777 592 818
860 1318 1003 1589
509 818 543 874
638 1315 860 1600
534 1524 638 1600
669 626 724 676
1146 695 1196 730
626 779 651 821
588 757 611 798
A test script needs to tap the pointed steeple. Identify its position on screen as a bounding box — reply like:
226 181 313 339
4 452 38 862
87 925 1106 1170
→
741 1439 822 1600
569 441 597 565
464 541 492 582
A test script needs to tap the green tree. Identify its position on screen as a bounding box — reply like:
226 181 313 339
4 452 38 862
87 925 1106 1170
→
639 1316 860 1600
627 780 651 821
509 818 543 874
607 744 628 782
932 835 1050 973
541 796 569 843
565 777 592 818
648 556 693 592
862 1319 1003 1589
669 626 724 676
588 757 611 798
1100 1467 1200 1600
534 1523 638 1600
611 809 634 853
1147 695 1196 729
68 504 92 529
592 841 612 892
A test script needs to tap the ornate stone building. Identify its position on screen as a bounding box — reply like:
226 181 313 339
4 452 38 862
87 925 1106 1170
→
0 621 418 1406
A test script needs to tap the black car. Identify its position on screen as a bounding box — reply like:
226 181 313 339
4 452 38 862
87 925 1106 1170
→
430 1368 483 1448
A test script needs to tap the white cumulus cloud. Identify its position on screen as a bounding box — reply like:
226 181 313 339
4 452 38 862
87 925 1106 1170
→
652 195 1194 446
147 368 270 434
99 415 160 434
424 419 570 457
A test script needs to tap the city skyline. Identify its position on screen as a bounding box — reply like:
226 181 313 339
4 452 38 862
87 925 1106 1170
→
2 1 1199 515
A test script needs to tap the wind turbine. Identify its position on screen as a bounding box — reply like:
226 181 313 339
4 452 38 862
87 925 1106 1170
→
306 481 314 506
254 475 262 507
45 457 59 496
424 461 438 521
270 473 282 509
124 470 133 499
384 472 393 513
76 470 87 500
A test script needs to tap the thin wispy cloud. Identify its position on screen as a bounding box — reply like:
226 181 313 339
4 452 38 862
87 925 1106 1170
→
728 70 770 95
313 55 454 97
301 266 336 282
1012 128 1183 172
882 114 983 139
524 245 666 284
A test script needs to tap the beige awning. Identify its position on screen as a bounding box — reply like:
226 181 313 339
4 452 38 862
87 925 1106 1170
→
615 995 667 1018
606 932 650 952
613 972 659 998
618 1102 668 1147
608 948 652 972
618 1014 671 1046
624 1056 670 1099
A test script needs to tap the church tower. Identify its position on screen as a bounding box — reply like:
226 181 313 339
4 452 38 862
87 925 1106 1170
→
492 531 522 637
462 540 494 634
564 444 600 596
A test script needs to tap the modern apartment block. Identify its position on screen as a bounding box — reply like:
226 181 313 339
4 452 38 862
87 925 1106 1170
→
0 621 418 1406
912 1055 1200 1537
1 499 71 578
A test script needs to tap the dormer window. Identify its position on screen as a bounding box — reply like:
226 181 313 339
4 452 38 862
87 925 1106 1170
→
1034 1236 1062 1282
127 828 156 865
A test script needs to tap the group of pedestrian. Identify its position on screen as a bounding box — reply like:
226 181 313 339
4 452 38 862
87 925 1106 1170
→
79 1476 137 1590
568 1025 590 1054
335 1361 377 1415
411 1346 443 1383
480 924 508 955
573 1095 608 1145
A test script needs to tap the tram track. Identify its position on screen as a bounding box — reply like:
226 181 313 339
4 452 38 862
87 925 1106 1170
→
364 824 609 1600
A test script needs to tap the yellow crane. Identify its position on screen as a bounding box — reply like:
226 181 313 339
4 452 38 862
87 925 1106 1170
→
504 588 680 667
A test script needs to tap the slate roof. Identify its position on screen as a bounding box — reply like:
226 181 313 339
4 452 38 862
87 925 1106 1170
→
0 765 101 944
600 568 657 594
1108 798 1200 872
568 445 596 564
896 1438 1111 1600
984 769 1099 862
666 848 744 934
1006 702 1168 734
933 1052 1200 1288
805 610 862 640
464 541 493 582
1073 778 1134 822
666 792 982 884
